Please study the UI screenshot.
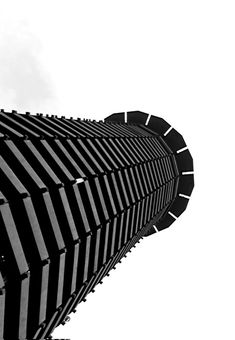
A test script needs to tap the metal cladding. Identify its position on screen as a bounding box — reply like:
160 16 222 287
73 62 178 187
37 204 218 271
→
0 109 194 339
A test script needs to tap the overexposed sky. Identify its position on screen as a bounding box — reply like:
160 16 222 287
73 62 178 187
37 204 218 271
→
1 0 155 117
1 0 234 120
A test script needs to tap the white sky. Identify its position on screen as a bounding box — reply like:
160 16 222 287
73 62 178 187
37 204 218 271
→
1 0 162 118
1 0 234 121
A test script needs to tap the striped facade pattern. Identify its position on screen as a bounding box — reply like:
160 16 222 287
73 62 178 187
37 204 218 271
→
0 110 194 339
